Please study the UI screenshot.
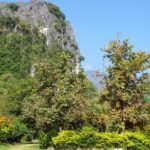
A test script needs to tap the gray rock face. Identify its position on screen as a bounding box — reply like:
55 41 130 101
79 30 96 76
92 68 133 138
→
0 0 80 72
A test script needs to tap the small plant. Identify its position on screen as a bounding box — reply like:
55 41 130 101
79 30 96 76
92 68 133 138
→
17 21 30 33
47 3 65 20
6 3 19 12
39 130 57 149
55 20 67 33
0 15 19 29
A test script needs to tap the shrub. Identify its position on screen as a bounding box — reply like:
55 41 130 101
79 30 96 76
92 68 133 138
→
0 117 33 143
10 118 33 142
52 130 80 149
39 130 57 149
55 20 67 33
78 126 99 148
95 132 128 149
17 21 30 33
0 117 11 143
52 127 150 150
47 3 65 20
144 124 150 136
125 131 150 150
39 132 50 149
0 15 19 29
6 3 19 12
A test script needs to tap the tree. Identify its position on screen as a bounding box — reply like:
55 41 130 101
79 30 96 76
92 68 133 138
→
22 48 92 132
100 39 150 131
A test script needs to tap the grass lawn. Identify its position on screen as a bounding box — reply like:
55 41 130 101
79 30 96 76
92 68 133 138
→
0 143 55 150
0 143 47 150
0 144 12 150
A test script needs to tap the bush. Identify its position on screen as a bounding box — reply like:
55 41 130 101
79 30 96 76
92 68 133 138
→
78 126 99 148
52 130 80 149
47 3 65 20
144 124 150 136
125 131 150 150
10 118 33 142
55 20 67 33
39 130 57 149
6 3 19 12
0 117 33 143
0 15 19 29
16 21 30 33
0 117 11 143
52 127 150 150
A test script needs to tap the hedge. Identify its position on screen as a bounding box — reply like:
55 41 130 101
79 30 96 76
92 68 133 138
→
52 127 150 150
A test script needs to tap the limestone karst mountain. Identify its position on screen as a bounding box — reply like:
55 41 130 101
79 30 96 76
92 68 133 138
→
0 0 80 75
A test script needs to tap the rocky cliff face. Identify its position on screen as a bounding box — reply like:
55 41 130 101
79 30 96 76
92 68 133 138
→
0 0 80 73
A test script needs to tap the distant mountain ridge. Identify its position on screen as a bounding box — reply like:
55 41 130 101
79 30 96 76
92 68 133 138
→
85 70 102 89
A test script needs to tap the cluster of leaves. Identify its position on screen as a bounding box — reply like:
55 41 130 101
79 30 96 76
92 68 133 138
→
39 130 57 149
6 3 19 12
47 3 65 20
0 117 33 143
55 20 67 33
0 15 19 31
52 126 150 150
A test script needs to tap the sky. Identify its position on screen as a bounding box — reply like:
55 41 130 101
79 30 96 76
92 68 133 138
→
1 0 150 71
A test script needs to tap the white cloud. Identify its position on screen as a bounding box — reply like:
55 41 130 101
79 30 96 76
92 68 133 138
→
83 64 95 71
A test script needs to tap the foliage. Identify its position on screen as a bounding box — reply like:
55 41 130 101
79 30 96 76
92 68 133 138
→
52 127 150 150
0 73 36 116
0 2 149 148
6 3 19 12
79 55 85 62
16 21 31 33
100 39 150 131
39 130 57 149
47 3 65 20
0 73 21 116
0 15 46 78
10 118 33 142
22 47 92 132
0 15 19 30
0 117 10 143
52 130 80 149
55 20 67 33
0 117 33 143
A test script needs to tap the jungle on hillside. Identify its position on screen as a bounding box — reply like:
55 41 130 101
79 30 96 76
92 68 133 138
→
0 1 150 150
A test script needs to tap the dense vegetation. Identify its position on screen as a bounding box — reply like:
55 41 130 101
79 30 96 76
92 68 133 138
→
0 5 150 150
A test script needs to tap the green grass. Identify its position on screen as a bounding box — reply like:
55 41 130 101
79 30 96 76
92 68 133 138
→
0 144 39 150
0 143 54 150
0 144 12 150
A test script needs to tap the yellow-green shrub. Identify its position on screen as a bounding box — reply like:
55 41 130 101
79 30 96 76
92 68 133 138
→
52 127 150 150
0 117 11 143
52 130 80 149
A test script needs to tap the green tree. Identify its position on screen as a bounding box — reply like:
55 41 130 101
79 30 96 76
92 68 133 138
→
22 48 91 132
100 39 150 131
